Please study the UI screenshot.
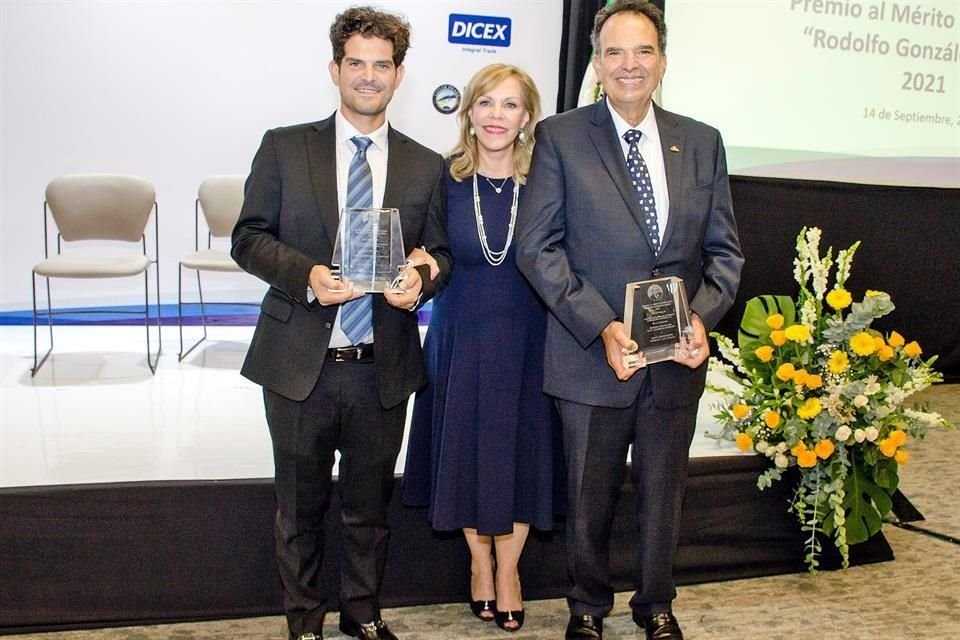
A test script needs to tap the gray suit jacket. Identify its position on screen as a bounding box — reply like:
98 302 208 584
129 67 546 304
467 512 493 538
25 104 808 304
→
232 114 451 406
516 100 743 409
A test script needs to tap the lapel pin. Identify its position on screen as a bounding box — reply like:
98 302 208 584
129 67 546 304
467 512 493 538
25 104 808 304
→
670 145 680 153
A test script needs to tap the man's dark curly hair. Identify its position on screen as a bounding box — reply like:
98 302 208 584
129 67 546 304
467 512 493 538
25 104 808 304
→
330 6 411 67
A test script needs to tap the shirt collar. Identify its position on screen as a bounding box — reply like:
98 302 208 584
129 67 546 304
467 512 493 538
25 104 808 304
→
606 99 660 145
335 109 389 152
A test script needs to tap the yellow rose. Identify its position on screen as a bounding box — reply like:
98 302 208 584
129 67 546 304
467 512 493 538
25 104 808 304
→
828 351 849 374
797 397 822 420
865 289 885 297
814 439 836 460
770 330 787 346
888 331 905 348
878 438 898 457
784 324 811 343
776 363 796 381
904 341 922 358
873 335 886 349
732 404 750 420
766 313 785 330
797 449 819 468
790 442 807 457
755 345 774 362
889 429 907 447
826 288 852 310
764 410 781 429
850 332 877 356
806 374 823 389
877 345 894 362
736 433 753 452
792 369 810 386
895 450 910 465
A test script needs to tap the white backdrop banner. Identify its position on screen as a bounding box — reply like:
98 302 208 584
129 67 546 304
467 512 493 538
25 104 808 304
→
0 0 563 309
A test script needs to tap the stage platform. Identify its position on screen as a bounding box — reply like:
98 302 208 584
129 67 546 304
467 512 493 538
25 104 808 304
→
0 326 894 634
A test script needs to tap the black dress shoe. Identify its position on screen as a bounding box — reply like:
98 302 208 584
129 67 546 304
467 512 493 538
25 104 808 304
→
634 611 684 640
565 613 603 639
338 616 397 640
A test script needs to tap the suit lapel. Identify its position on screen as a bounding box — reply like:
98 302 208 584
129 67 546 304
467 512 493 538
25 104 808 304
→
383 125 409 205
655 104 685 253
588 100 656 254
307 115 340 250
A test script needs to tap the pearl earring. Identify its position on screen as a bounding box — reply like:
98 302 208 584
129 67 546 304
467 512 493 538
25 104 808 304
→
469 126 476 137
518 130 527 145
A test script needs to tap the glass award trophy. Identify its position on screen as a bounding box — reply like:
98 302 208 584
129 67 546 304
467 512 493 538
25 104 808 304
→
622 276 693 368
332 208 406 293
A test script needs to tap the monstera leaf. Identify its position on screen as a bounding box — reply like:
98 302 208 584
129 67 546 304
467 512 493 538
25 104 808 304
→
832 458 895 544
737 295 797 363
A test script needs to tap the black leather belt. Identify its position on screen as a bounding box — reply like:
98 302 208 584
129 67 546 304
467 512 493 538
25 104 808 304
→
327 343 374 362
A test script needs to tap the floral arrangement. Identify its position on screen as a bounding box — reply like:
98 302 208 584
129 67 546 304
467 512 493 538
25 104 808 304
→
708 227 952 571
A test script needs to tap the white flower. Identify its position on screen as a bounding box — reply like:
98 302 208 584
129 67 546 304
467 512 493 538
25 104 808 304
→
854 428 866 443
904 408 946 428
835 426 852 441
862 376 881 396
756 441 770 454
775 453 789 469
865 426 880 442
776 442 788 453
875 405 893 419
853 394 869 408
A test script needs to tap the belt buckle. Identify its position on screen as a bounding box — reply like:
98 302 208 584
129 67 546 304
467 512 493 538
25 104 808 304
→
350 345 364 361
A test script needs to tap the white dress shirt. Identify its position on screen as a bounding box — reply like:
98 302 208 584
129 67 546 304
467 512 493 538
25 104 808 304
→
328 110 390 348
607 100 669 245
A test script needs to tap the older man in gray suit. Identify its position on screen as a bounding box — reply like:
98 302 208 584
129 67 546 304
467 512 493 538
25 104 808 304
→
516 2 743 639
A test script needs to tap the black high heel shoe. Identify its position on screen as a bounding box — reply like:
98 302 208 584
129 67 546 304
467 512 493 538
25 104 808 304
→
494 608 525 632
470 599 495 621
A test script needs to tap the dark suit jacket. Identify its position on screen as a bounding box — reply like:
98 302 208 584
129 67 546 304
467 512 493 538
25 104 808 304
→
232 114 451 407
516 100 743 410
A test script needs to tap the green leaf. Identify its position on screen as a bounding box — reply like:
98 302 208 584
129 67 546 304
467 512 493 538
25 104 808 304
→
871 458 901 491
738 295 796 352
841 458 894 544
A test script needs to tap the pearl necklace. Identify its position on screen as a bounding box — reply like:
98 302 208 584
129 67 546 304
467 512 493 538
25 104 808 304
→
472 172 519 267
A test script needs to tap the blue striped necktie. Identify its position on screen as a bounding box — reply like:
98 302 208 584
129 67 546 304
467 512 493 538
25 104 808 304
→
623 129 661 255
340 136 374 345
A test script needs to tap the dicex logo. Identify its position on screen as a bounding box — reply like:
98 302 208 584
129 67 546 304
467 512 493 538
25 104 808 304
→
448 14 512 47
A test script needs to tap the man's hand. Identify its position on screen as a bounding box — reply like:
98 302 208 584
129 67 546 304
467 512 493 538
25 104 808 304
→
674 313 710 369
601 320 641 381
405 246 439 281
385 265 423 310
309 265 362 306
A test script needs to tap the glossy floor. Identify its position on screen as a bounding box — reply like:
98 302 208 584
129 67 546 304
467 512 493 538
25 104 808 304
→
0 325 742 489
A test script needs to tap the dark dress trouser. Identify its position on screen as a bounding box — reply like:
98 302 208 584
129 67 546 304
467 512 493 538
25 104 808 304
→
265 357 406 638
557 378 698 618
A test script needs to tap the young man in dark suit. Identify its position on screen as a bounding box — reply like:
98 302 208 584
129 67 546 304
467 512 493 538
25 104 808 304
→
231 7 450 640
516 2 743 639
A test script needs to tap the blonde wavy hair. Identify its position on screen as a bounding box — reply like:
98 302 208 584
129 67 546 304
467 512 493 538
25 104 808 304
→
448 64 542 184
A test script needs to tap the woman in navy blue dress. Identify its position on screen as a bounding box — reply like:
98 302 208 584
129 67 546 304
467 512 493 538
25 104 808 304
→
402 64 562 632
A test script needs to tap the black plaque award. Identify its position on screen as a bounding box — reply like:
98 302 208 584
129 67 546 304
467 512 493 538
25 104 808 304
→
332 208 406 292
622 276 693 368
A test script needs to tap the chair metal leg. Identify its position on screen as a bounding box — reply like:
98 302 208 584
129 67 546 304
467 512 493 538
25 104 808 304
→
178 265 210 362
31 272 53 377
144 264 161 374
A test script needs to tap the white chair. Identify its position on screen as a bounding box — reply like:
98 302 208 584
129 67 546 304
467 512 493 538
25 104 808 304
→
177 175 254 360
32 174 161 376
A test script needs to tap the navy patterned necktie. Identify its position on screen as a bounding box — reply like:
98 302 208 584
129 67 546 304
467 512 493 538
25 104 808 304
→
340 136 374 344
623 129 661 255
